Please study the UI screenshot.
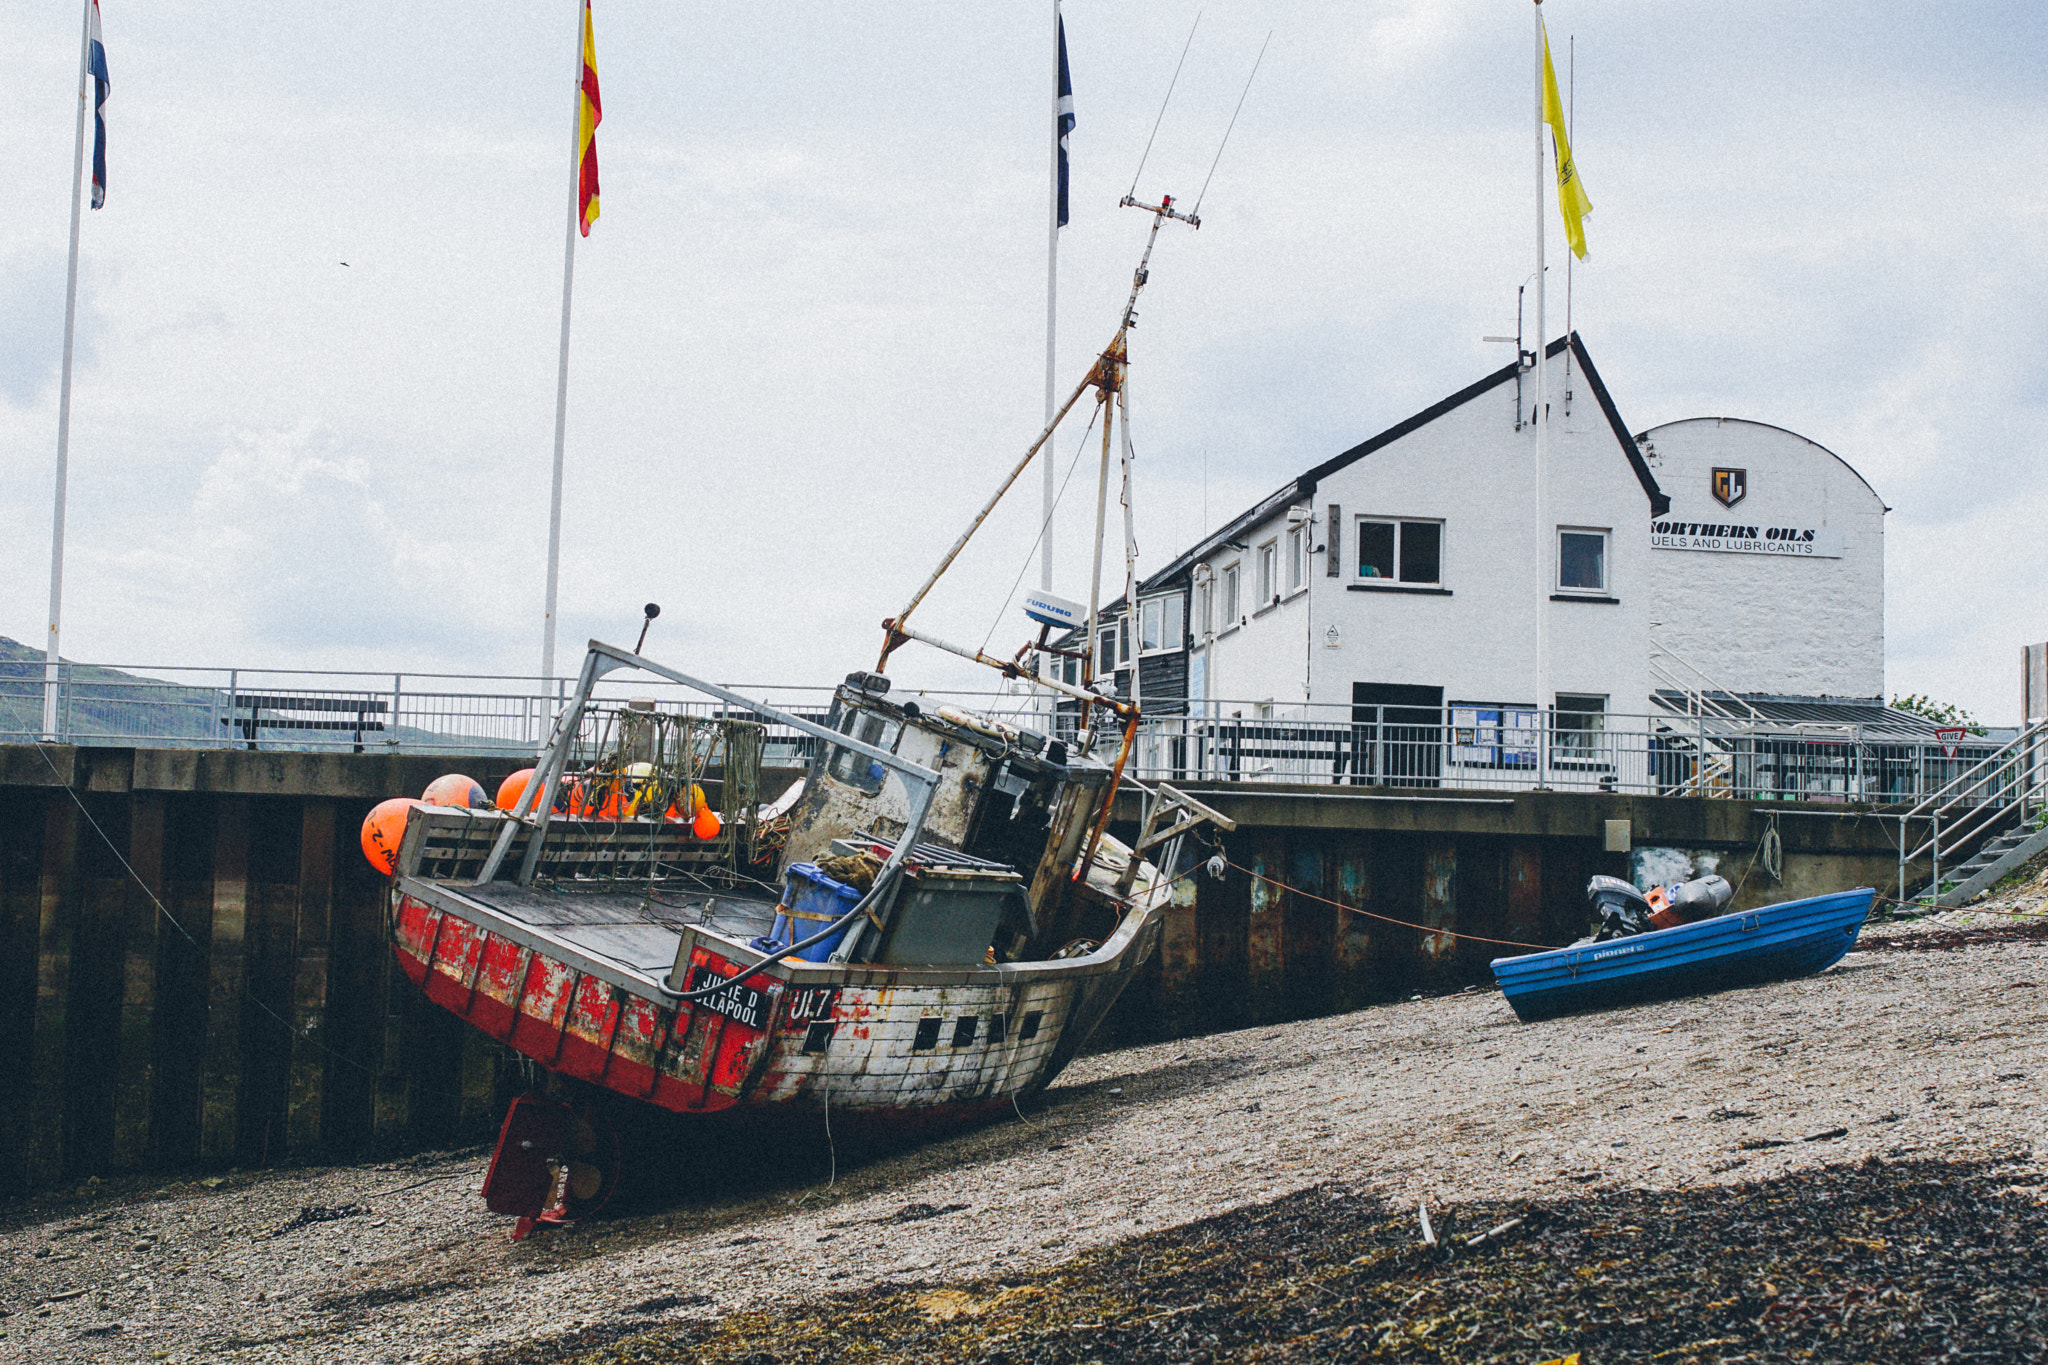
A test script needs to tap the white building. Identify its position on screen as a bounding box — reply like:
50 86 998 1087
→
1637 418 1887 700
1071 335 1912 796
1122 336 1661 769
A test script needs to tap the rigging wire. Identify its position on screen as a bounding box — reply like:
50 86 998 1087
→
978 396 1106 656
1127 11 1203 200
1191 29 1271 218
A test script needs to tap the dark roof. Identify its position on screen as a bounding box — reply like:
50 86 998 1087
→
1143 333 1666 592
1650 692 1954 738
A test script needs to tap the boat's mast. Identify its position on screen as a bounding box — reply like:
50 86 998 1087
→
879 196 1196 699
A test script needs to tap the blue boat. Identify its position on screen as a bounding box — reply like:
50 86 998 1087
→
1491 887 1874 1022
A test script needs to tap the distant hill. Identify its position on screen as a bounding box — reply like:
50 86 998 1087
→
1 636 226 744
2 638 535 753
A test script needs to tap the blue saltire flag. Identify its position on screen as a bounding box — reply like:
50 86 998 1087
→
87 0 109 209
1055 14 1074 227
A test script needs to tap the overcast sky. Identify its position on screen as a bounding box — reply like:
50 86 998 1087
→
3 1 2044 721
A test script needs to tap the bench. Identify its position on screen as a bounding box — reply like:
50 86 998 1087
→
221 693 389 752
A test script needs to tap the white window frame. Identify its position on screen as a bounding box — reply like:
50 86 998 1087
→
1557 526 1610 595
1097 624 1119 675
1138 592 1184 656
1196 577 1214 640
1220 562 1241 629
1552 693 1610 766
1256 539 1278 606
1355 516 1444 588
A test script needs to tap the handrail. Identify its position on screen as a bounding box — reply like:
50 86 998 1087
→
1902 718 2048 822
1648 631 1768 724
1901 721 2048 869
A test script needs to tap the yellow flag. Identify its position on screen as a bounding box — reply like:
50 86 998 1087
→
1541 21 1591 260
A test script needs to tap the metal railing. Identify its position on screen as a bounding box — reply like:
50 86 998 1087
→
4 657 2019 813
0 660 1045 765
1100 701 2009 805
1899 718 2048 894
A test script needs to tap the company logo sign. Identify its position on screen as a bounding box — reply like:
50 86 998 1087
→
1711 467 1748 508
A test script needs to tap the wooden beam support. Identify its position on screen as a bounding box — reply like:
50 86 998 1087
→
26 795 82 1188
199 797 249 1165
110 792 165 1170
286 800 335 1157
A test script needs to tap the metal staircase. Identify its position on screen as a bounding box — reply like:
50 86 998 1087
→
1902 719 2048 907
1648 634 1766 797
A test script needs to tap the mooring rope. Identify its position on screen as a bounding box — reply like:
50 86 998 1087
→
1223 857 1555 951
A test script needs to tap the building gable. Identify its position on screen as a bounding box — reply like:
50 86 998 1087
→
1145 333 1665 593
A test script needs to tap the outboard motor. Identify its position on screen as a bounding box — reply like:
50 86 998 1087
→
1649 873 1733 928
1584 874 1655 941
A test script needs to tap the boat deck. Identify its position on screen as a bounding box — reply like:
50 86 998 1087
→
436 878 782 984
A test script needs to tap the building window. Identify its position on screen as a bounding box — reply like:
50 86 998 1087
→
1042 653 1080 686
1558 528 1608 593
1196 578 1213 639
1357 517 1442 586
1221 563 1241 626
1097 623 1124 675
1256 540 1278 605
1285 527 1306 594
1139 593 1184 655
1554 694 1608 761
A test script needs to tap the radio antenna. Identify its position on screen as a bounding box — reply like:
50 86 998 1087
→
1192 30 1270 218
1127 11 1202 200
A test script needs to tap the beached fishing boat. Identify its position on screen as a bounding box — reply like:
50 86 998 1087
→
379 198 1230 1236
1490 886 1874 1023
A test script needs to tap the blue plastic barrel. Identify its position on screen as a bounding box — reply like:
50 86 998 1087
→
768 862 865 962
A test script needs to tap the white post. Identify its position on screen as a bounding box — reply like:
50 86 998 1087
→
541 0 586 685
44 0 94 741
1042 0 1062 595
1533 1 1551 787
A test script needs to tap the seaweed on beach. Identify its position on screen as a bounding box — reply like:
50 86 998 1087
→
478 1156 2046 1365
1859 919 2048 953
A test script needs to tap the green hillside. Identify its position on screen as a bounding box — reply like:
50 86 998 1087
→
0 637 502 751
0 636 222 743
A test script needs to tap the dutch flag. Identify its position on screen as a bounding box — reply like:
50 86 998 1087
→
1055 15 1074 227
87 0 109 209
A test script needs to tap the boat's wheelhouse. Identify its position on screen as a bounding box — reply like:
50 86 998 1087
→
779 671 1116 964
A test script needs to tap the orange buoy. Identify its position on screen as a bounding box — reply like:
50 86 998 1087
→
662 784 710 821
422 773 489 808
361 797 424 875
496 767 536 812
692 806 722 840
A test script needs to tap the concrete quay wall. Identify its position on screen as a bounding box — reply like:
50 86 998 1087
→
0 746 1916 1190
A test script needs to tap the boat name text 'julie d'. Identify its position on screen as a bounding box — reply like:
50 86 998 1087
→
1649 522 1844 558
684 964 772 1031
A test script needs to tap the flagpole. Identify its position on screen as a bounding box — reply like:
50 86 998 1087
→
44 0 95 741
1533 0 1551 786
1041 0 1062 595
541 0 586 685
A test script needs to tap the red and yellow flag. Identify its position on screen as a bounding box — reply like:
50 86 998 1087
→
578 0 601 236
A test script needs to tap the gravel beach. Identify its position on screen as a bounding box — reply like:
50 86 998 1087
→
4 893 2043 1365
